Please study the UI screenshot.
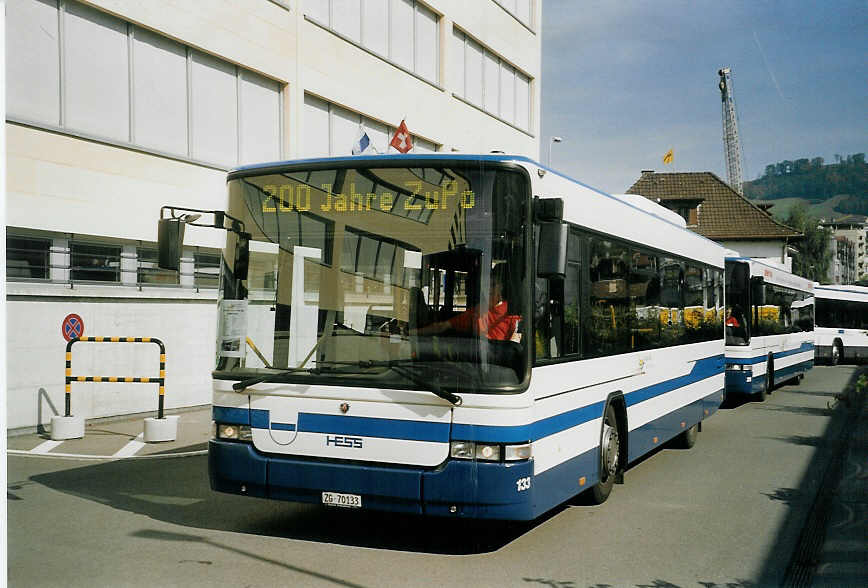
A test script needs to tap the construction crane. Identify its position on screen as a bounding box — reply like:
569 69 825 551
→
718 67 745 196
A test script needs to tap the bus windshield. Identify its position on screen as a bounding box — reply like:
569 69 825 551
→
216 162 530 393
724 260 750 346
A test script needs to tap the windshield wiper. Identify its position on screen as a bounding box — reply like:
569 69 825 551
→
345 360 462 406
233 360 462 405
232 366 320 391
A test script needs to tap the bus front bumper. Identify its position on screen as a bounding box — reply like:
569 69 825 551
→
209 440 536 520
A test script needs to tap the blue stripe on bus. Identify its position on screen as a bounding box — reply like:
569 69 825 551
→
270 422 296 431
455 354 723 443
296 413 450 443
212 406 271 428
624 355 722 407
725 342 814 365
215 353 724 445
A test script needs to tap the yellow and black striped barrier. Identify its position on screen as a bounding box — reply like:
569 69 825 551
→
65 337 166 419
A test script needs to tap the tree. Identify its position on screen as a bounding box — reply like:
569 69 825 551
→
786 203 831 282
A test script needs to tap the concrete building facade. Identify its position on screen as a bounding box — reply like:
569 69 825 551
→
820 215 867 282
5 0 542 431
827 235 856 285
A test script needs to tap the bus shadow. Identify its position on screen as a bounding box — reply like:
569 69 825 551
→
27 450 534 555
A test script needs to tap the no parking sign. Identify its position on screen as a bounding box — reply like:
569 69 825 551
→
61 314 85 342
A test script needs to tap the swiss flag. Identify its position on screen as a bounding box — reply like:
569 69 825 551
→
390 119 413 154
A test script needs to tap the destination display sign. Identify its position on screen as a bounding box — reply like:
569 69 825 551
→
260 181 476 214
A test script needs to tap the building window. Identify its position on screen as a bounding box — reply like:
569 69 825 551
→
494 0 533 28
302 93 437 157
7 0 283 168
304 0 439 85
194 250 221 289
71 242 121 283
452 28 532 131
6 235 51 280
137 247 180 286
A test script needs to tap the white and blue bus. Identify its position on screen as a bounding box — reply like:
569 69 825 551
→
814 284 868 365
159 154 726 520
724 257 814 399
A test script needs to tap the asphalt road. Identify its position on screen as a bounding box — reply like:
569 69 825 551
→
7 365 861 588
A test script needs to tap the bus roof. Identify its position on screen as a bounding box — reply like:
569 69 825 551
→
813 283 868 301
726 256 814 293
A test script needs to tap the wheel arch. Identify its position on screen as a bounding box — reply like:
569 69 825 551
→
604 391 628 477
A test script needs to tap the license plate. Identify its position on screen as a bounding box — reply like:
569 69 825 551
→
321 491 362 508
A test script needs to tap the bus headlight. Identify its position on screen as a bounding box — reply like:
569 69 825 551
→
450 441 532 462
475 444 501 461
450 441 475 459
216 423 252 442
726 363 744 371
505 443 532 461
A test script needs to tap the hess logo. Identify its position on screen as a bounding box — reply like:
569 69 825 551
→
326 435 363 448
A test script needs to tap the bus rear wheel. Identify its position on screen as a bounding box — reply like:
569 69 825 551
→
673 423 698 449
831 341 843 366
590 404 620 505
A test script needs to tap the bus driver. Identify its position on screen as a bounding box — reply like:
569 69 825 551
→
415 269 521 342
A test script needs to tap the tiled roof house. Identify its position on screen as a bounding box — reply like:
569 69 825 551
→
625 171 801 267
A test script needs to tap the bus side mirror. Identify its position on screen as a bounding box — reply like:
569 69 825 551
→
750 277 765 306
235 234 250 282
537 222 568 278
158 218 185 271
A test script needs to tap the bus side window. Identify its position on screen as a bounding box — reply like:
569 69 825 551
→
534 229 580 362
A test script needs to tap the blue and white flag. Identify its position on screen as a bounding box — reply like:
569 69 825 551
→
352 125 374 155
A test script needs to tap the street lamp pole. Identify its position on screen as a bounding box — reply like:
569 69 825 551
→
548 136 563 167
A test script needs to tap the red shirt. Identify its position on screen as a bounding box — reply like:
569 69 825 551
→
446 301 518 340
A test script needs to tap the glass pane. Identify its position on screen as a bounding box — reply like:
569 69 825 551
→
362 0 388 56
586 238 631 356
133 27 188 155
191 51 238 165
450 30 465 95
414 4 438 81
195 251 221 288
304 0 329 24
138 247 179 285
225 165 530 391
465 38 483 106
64 1 130 141
303 94 330 157
332 0 361 43
71 243 120 282
389 0 414 70
6 236 50 280
515 72 530 130
6 0 61 124
483 51 499 114
499 62 515 123
240 71 281 165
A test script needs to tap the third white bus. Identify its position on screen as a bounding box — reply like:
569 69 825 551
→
814 284 868 364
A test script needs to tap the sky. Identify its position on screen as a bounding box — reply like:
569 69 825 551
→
541 0 867 194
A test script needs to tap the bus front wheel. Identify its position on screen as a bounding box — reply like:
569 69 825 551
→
590 404 620 505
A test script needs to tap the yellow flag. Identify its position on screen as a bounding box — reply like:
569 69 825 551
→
663 149 674 165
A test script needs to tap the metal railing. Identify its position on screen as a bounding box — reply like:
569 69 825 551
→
65 337 167 419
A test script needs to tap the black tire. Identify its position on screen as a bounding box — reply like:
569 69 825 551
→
765 356 774 395
590 404 620 505
831 341 843 366
673 423 698 449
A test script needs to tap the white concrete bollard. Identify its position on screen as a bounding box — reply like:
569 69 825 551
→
50 415 85 440
143 415 179 442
